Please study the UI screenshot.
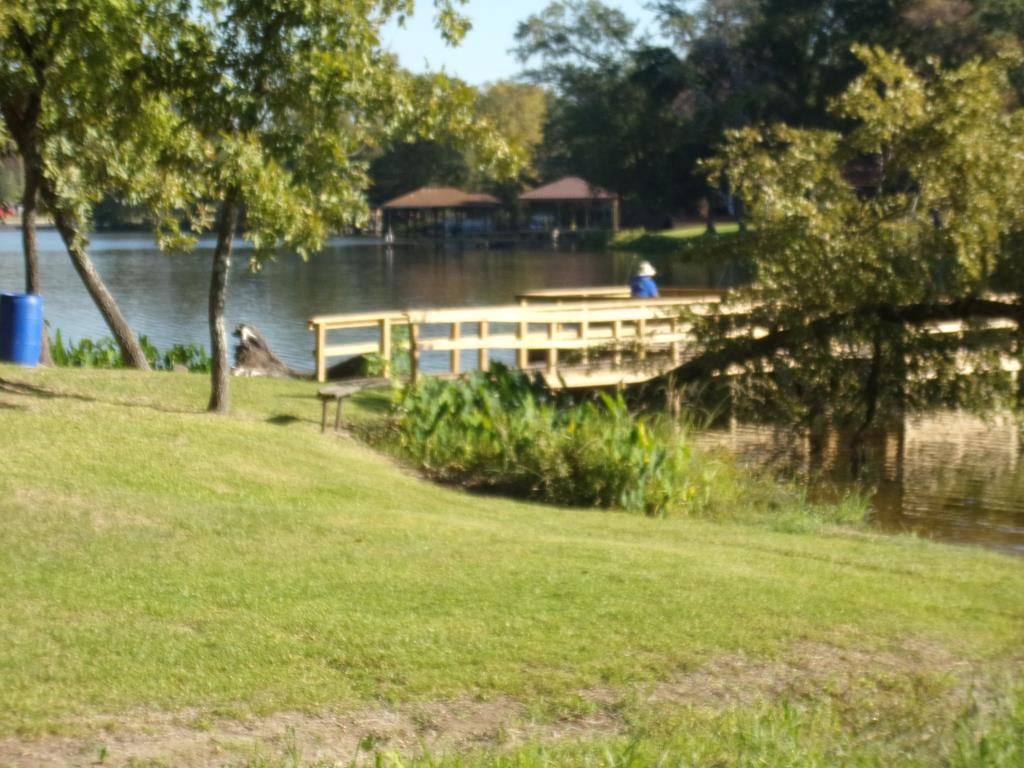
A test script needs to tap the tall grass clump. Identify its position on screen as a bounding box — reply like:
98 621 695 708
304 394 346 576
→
394 365 716 516
952 682 1024 768
49 329 211 372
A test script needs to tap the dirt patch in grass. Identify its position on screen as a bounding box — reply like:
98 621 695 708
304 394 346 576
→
10 487 163 533
640 637 976 707
0 638 1007 767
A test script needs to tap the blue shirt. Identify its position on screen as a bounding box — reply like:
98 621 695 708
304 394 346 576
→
629 275 659 298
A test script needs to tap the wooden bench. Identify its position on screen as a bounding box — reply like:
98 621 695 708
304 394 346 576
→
317 377 390 433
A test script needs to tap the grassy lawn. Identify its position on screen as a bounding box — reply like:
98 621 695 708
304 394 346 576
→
0 365 1022 766
657 223 741 239
610 223 742 255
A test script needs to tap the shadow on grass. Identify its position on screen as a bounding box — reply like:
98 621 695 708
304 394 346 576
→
351 391 393 415
0 377 97 403
0 375 203 416
266 414 303 427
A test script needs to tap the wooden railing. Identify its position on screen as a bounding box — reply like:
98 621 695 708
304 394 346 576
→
515 286 727 305
308 293 723 388
308 291 1023 388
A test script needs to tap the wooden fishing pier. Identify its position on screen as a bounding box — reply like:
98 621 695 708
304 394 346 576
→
308 288 1022 390
308 288 723 389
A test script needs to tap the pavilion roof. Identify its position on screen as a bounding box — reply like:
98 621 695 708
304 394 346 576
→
381 187 501 209
519 176 618 202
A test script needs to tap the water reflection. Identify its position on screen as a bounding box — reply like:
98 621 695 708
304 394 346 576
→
700 412 1024 555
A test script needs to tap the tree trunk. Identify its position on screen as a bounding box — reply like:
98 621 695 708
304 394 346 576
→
854 329 884 445
42 182 150 370
208 193 239 413
20 157 53 365
21 162 42 293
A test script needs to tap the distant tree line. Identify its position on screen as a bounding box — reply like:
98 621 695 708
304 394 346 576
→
367 0 1024 228
510 0 1024 226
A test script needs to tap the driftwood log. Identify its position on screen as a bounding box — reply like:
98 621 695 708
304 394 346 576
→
232 323 371 381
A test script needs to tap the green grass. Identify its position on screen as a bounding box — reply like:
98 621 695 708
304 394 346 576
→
657 223 742 239
610 223 742 254
1 365 1023 765
306 684 1024 768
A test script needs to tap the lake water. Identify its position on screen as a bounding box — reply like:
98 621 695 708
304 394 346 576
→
0 230 745 370
701 414 1024 557
2 229 1022 556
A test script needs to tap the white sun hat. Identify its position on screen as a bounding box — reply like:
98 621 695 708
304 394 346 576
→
635 260 657 277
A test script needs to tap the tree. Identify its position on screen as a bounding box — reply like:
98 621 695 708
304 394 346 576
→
515 1 698 223
367 80 545 208
677 48 1024 432
369 135 473 207
514 0 636 82
477 81 548 180
160 0 519 413
0 1 178 369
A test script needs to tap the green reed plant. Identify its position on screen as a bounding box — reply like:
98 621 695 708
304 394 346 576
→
363 325 411 379
49 329 212 372
394 365 707 516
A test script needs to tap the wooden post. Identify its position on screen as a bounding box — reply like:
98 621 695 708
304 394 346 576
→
547 322 558 374
670 317 680 365
517 320 528 369
380 318 392 380
478 321 489 371
579 321 590 364
613 320 622 367
409 321 421 384
637 318 647 361
316 323 327 383
450 322 461 375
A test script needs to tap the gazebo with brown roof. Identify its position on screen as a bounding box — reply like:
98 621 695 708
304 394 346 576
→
519 176 620 232
380 187 501 238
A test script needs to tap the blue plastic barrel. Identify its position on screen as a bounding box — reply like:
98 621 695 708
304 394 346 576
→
0 293 44 367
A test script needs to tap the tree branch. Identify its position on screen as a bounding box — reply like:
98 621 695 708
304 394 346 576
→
672 298 1024 384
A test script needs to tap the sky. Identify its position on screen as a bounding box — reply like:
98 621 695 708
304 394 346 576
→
383 1 662 85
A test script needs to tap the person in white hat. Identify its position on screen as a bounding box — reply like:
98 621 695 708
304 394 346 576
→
629 260 659 298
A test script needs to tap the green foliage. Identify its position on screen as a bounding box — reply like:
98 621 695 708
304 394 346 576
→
49 330 210 372
477 81 548 179
363 325 410 379
519 0 1024 224
394 366 734 517
154 340 212 373
0 155 21 205
49 330 124 370
369 80 547 204
610 224 742 255
144 0 523 411
0 0 191 236
692 48 1024 430
393 367 869 524
515 2 697 223
153 4 521 259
